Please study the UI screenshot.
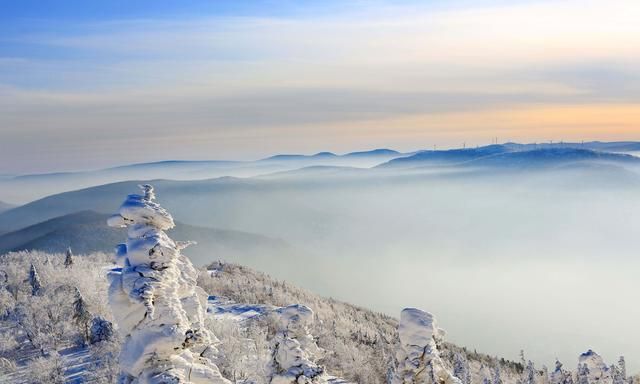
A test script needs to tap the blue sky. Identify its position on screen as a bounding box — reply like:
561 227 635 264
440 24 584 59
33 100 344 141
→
1 0 639 173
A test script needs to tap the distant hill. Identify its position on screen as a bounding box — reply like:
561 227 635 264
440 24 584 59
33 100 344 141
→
379 145 640 169
0 149 407 203
379 145 510 167
0 200 14 213
501 141 640 153
464 147 640 168
0 210 298 266
2 149 640 235
261 148 401 161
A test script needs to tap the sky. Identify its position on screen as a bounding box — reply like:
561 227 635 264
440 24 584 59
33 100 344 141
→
1 0 640 173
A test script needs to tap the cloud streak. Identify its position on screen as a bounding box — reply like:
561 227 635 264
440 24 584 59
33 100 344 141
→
1 0 640 172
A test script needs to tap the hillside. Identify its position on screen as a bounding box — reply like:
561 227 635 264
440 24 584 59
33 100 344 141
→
1 250 631 383
0 210 298 266
199 261 529 384
0 250 527 384
0 200 14 214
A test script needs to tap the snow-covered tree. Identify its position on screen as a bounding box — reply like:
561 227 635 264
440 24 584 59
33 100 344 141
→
617 357 627 384
64 247 74 268
73 287 92 345
453 352 471 384
577 363 590 384
90 316 115 344
523 360 536 384
107 185 230 383
28 263 43 296
493 364 504 384
550 359 573 384
391 308 461 384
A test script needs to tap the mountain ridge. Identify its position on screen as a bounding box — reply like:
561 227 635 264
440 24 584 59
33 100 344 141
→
0 210 297 266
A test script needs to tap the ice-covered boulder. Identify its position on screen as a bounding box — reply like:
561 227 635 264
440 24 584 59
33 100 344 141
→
271 304 326 384
391 308 461 384
107 185 230 384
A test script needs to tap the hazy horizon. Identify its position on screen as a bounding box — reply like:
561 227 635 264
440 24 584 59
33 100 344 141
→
2 0 640 173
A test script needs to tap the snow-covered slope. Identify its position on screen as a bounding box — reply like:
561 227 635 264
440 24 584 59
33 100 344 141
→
0 250 635 383
199 262 534 384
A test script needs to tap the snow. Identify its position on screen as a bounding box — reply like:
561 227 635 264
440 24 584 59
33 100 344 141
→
206 295 350 383
392 308 461 384
108 185 229 383
271 304 325 383
579 350 613 384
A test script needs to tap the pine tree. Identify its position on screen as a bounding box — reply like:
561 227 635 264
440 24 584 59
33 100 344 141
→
64 247 73 268
28 264 42 296
453 352 471 384
551 359 567 384
618 357 627 384
523 360 536 384
89 316 114 344
577 363 590 384
493 365 503 384
73 287 92 345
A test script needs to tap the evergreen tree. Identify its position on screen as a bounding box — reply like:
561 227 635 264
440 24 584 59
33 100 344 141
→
577 363 590 384
72 287 92 344
28 264 42 296
89 316 114 344
453 352 471 384
64 247 73 268
493 365 503 384
551 359 568 384
618 357 627 383
524 360 536 384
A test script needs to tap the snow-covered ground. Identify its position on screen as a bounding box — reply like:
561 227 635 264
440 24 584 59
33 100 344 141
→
208 295 276 323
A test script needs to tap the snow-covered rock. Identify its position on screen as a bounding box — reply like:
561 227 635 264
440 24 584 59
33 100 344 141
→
578 350 613 384
271 304 326 384
107 185 230 384
391 308 461 384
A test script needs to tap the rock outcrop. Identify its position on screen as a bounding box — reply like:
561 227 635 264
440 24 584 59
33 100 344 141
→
391 308 461 384
107 185 230 384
